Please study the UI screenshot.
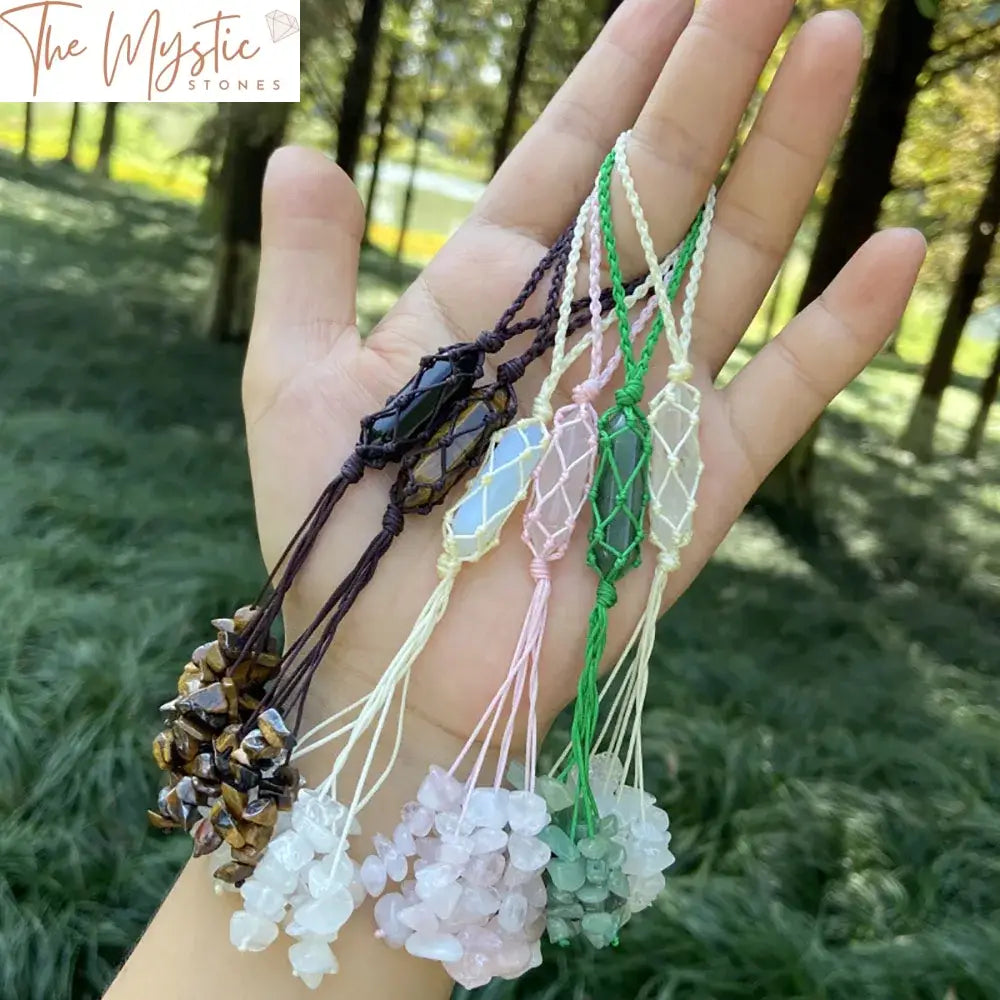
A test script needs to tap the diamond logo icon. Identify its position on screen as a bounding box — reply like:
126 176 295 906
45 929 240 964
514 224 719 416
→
266 9 299 42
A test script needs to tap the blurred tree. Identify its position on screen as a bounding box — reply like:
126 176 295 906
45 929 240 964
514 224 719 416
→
961 325 1000 458
492 0 544 174
20 104 32 163
94 103 120 179
61 103 81 167
899 138 1000 458
395 4 447 260
205 105 291 342
756 0 937 529
337 0 387 180
365 0 417 240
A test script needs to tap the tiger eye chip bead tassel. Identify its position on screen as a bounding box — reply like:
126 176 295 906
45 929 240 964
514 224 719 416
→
148 606 299 885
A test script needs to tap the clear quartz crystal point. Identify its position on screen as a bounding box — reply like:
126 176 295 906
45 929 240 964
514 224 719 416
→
446 418 548 561
648 381 703 552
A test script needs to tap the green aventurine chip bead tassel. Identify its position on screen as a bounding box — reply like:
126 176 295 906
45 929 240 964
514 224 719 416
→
569 146 703 835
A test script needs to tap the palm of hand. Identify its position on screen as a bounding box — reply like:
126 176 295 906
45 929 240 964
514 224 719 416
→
241 1 923 757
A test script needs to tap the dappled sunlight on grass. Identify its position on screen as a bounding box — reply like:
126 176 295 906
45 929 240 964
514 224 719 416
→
0 155 998 1000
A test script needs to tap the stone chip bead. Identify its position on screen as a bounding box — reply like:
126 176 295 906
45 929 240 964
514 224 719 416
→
368 768 551 989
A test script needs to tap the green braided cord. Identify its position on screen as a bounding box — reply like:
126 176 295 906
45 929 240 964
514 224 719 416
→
567 154 705 835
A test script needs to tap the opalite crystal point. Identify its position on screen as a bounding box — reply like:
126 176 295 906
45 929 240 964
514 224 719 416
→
448 419 547 560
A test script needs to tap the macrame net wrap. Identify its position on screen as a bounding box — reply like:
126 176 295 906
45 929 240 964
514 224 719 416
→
587 409 653 581
357 343 486 464
648 380 703 555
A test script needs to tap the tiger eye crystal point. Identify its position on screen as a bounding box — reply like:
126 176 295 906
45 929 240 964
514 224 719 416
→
240 821 273 851
399 384 514 512
184 752 217 780
210 801 245 847
177 663 202 696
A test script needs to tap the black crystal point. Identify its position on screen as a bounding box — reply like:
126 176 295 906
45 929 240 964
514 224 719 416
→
357 343 485 465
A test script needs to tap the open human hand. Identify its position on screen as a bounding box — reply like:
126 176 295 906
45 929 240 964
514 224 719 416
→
242 0 924 776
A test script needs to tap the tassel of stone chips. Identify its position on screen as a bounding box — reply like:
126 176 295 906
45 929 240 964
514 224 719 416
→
148 606 299 885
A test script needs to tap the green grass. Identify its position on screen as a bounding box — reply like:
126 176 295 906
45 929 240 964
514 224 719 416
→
0 152 998 1000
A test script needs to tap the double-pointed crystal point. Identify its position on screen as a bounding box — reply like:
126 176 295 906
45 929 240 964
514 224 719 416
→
589 410 650 580
447 418 548 561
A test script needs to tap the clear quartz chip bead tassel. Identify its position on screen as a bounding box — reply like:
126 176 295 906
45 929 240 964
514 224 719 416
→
447 418 549 561
522 403 599 560
648 380 703 555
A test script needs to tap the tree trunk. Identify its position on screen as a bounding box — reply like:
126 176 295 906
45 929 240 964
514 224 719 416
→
396 96 431 261
21 104 33 163
756 0 936 527
204 105 290 342
492 0 543 175
61 103 81 166
364 18 409 241
336 0 386 181
883 312 903 355
962 333 1000 461
900 140 1000 459
94 102 119 178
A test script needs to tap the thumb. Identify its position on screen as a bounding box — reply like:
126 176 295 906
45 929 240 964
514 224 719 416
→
246 146 364 411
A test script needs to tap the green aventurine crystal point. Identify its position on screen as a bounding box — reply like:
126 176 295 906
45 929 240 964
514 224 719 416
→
589 408 651 580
